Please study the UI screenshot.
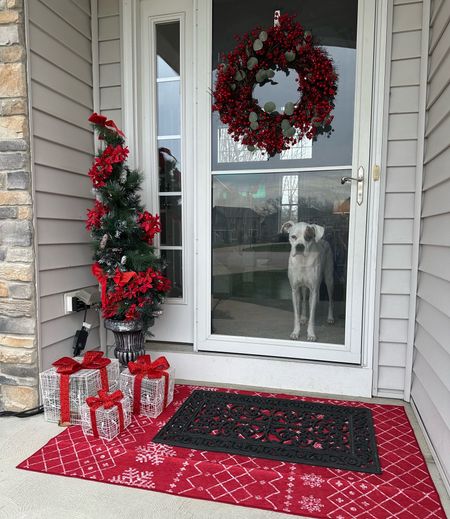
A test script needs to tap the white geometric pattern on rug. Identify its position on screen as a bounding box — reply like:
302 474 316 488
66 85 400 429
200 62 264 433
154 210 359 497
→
22 416 151 479
172 451 287 507
283 463 297 513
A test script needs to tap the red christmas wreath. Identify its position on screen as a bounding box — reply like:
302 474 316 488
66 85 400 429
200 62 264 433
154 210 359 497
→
212 14 338 157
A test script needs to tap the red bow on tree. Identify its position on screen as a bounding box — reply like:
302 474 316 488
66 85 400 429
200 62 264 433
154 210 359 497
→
81 350 111 392
128 355 170 415
52 357 84 425
113 269 136 287
88 112 125 137
86 389 125 438
92 263 136 310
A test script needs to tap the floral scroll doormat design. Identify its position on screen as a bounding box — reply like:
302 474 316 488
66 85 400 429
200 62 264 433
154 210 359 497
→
152 389 381 473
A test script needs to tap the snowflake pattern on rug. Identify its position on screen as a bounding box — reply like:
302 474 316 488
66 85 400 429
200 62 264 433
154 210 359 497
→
300 495 324 513
301 473 325 488
110 468 155 489
136 442 176 465
17 384 447 519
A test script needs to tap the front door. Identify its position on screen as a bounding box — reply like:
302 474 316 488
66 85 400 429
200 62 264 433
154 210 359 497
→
196 0 375 363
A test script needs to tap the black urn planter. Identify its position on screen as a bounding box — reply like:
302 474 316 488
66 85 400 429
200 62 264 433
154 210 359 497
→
105 319 153 367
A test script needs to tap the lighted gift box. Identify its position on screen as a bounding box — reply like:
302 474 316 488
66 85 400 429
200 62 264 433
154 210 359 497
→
74 354 120 393
40 351 120 425
120 355 175 418
81 390 132 440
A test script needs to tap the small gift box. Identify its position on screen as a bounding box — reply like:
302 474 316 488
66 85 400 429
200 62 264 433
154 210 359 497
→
120 355 175 418
81 389 131 440
40 351 120 425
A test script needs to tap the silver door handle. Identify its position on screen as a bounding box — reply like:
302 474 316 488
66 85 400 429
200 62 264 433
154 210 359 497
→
341 176 360 184
340 166 364 205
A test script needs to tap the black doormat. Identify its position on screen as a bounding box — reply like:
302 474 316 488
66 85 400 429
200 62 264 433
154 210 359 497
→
153 390 381 474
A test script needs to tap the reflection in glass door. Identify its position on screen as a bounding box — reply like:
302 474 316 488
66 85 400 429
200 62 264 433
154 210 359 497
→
212 172 350 344
200 0 374 362
156 22 183 298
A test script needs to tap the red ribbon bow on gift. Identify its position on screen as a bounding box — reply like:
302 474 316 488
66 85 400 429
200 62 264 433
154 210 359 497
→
81 350 111 392
86 389 125 438
52 357 84 425
52 351 112 425
88 112 125 137
128 355 170 415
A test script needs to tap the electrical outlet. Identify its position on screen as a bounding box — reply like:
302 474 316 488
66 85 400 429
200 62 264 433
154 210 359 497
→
64 291 83 314
64 288 99 314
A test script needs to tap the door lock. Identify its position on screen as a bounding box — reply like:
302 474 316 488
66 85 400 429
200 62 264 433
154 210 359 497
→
340 166 364 205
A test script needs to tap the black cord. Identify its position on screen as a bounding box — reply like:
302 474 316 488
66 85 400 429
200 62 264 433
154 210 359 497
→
0 405 44 418
83 307 88 322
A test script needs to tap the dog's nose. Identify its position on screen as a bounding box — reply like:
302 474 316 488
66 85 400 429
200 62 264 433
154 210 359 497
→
296 243 305 252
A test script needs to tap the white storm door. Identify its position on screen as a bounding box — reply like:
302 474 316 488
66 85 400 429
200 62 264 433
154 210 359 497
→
196 0 376 363
140 0 194 343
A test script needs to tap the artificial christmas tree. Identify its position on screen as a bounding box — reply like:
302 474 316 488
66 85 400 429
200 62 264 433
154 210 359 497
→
86 113 171 365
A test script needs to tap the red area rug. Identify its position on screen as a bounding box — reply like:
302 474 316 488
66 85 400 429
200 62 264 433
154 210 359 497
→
18 385 446 518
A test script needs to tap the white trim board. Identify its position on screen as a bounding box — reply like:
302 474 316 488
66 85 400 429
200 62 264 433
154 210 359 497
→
148 347 373 397
121 0 140 170
371 0 392 397
411 399 450 497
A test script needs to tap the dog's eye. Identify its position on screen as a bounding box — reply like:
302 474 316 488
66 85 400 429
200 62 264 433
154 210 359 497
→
291 235 297 240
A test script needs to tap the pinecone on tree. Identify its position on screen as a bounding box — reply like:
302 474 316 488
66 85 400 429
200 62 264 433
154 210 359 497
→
86 113 171 332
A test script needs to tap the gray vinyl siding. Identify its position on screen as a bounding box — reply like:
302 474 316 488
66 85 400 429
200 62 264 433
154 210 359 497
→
412 0 450 486
376 0 425 397
98 0 122 128
28 0 98 370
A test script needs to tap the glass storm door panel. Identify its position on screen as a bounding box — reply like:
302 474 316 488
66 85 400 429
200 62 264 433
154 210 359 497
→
197 0 375 363
141 0 194 343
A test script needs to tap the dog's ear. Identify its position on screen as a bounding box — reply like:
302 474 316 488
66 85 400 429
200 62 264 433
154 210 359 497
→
280 221 295 234
312 224 325 241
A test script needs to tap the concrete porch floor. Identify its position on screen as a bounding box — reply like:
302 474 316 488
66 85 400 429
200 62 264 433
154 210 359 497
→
1 384 449 519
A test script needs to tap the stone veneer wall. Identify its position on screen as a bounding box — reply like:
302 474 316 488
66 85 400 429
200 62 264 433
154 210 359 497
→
0 0 38 411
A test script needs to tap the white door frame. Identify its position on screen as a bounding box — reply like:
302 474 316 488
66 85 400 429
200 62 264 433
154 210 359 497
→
121 0 390 396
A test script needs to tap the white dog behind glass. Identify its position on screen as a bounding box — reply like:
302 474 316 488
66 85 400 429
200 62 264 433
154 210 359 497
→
281 221 335 342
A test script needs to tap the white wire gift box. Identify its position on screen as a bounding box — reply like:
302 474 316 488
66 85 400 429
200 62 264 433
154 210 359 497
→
81 390 132 440
40 351 120 425
74 352 120 393
120 355 175 418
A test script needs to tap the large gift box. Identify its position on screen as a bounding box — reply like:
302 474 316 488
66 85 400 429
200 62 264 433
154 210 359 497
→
40 351 120 425
120 355 175 418
81 389 132 440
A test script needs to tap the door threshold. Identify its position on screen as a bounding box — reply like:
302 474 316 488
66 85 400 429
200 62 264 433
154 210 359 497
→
141 343 373 398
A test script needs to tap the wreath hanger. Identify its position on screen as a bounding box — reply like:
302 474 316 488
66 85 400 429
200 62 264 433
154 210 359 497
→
274 9 280 27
